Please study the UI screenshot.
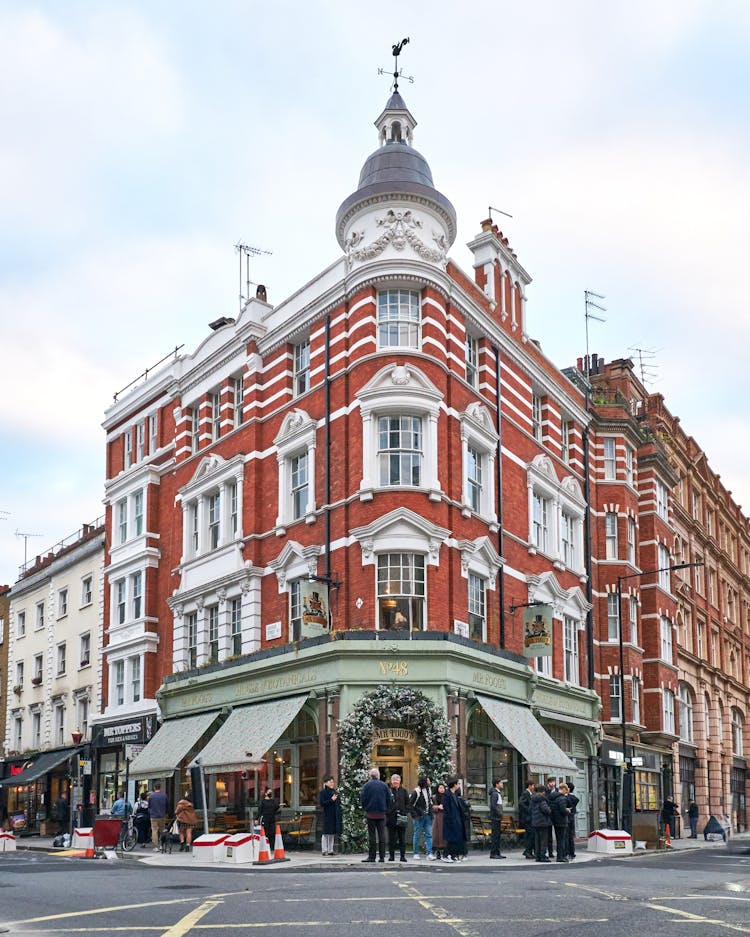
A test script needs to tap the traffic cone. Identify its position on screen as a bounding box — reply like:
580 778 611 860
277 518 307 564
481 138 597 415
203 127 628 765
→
255 827 271 864
272 824 289 862
85 843 95 859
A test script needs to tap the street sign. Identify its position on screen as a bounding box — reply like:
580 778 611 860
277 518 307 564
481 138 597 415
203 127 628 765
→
125 744 144 762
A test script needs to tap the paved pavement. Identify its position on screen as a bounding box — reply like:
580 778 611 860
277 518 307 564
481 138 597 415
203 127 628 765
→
10 829 748 871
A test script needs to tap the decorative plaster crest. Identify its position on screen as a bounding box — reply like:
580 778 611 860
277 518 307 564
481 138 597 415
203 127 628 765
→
345 209 447 266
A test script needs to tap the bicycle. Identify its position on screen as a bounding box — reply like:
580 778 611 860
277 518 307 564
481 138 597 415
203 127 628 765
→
117 814 138 852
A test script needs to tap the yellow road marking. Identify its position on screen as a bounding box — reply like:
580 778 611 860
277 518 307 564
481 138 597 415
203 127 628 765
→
644 901 750 934
159 899 223 937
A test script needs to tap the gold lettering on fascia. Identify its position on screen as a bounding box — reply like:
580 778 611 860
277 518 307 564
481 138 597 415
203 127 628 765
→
378 660 408 676
186 693 214 707
534 691 585 716
233 670 318 698
471 671 507 690
372 728 416 743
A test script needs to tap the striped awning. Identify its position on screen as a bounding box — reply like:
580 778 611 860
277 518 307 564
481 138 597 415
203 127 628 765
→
477 695 577 775
195 695 308 775
128 711 221 780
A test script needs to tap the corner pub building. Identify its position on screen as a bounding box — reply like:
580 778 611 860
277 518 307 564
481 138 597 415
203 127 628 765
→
100 87 601 837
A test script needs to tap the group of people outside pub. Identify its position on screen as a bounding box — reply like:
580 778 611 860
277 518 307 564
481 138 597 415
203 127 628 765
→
318 768 582 863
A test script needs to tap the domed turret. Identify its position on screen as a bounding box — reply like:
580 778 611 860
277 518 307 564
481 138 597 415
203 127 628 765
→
336 93 457 267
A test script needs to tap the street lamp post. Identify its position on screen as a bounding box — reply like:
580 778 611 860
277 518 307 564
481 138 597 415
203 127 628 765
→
70 731 83 840
617 562 702 835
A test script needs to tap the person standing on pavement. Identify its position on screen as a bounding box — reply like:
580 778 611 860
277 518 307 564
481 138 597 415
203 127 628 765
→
258 788 280 842
549 782 571 862
560 782 578 860
110 790 131 819
431 782 447 860
133 790 151 847
488 778 507 860
518 779 536 859
660 794 680 846
531 784 552 863
148 782 169 851
319 775 341 856
386 773 410 862
409 776 435 859
441 778 466 863
175 793 199 852
545 777 560 859
360 767 390 863
687 799 699 838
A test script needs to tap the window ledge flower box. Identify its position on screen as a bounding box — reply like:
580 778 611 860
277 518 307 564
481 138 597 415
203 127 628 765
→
31 676 43 686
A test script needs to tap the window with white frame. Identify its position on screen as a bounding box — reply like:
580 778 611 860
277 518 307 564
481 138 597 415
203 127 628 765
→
116 498 127 544
466 446 483 513
535 651 552 677
377 553 425 632
694 558 703 594
532 492 550 552
465 334 479 388
136 420 145 461
55 703 65 746
603 438 616 479
114 660 125 705
230 597 242 655
275 411 317 531
732 709 744 756
13 715 23 750
378 415 422 487
186 612 197 669
57 588 68 618
114 489 144 546
32 711 41 748
679 684 694 743
80 632 91 667
377 289 421 348
468 573 486 642
208 492 221 548
134 490 144 536
627 516 636 564
629 596 638 645
709 568 716 605
115 579 126 625
625 446 634 486
130 656 141 703
182 456 244 557
16 660 24 687
605 512 618 559
33 653 43 681
56 642 66 675
609 674 622 721
35 602 44 629
658 544 671 588
149 412 159 453
294 339 311 396
561 419 571 464
531 393 542 441
656 480 668 520
460 404 498 522
131 571 143 619
692 490 701 520
632 676 641 724
563 616 579 685
561 511 576 567
662 689 675 733
191 408 200 454
607 594 620 641
124 430 133 469
207 605 219 662
228 481 238 536
289 579 303 642
17 609 26 637
210 392 221 441
77 697 89 738
233 376 244 426
660 615 673 662
81 577 92 607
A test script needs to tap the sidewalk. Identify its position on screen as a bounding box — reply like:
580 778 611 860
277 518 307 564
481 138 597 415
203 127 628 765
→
11 830 750 870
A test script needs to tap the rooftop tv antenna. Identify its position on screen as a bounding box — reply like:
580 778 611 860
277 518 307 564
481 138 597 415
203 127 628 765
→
0 510 9 520
234 242 272 313
488 206 513 222
584 290 607 380
378 37 414 92
628 345 661 387
15 529 43 567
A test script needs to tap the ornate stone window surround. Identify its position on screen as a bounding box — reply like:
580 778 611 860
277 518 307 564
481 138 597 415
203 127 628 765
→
179 453 245 560
274 409 317 535
526 454 586 577
460 403 499 527
357 363 442 502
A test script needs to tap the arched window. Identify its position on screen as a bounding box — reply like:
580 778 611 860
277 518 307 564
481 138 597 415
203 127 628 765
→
678 683 694 744
732 708 744 756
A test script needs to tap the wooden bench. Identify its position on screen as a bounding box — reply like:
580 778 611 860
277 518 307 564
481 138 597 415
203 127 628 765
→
470 814 493 849
284 814 316 849
500 815 525 848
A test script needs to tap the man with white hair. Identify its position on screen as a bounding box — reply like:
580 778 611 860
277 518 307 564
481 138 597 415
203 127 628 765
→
360 767 390 863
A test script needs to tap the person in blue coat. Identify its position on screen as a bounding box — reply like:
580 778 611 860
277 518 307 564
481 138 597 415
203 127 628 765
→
440 778 466 863
360 767 390 863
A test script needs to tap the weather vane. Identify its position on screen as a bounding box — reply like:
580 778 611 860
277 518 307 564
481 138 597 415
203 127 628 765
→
378 37 414 92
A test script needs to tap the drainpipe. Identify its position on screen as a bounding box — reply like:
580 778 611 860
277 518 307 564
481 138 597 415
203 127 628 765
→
324 313 332 585
583 422 594 689
493 345 505 648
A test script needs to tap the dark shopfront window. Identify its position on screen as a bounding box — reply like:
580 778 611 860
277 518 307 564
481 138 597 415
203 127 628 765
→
679 755 696 808
598 765 619 829
466 709 515 809
731 765 746 832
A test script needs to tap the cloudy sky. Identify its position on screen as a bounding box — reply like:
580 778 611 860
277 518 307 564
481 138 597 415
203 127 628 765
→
1 1 748 584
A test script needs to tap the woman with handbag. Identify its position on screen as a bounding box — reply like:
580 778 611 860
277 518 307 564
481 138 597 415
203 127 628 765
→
386 773 410 862
175 793 200 852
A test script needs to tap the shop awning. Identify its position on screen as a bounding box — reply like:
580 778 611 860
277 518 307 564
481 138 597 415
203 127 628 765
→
0 747 78 787
537 709 601 730
477 695 577 775
128 711 222 780
195 695 309 774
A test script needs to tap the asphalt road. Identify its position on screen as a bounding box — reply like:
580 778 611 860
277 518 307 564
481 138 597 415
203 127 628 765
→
1 849 749 936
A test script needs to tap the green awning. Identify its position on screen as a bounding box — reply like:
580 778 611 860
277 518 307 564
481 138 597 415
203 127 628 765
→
196 695 308 774
0 748 78 787
477 694 577 775
128 711 222 780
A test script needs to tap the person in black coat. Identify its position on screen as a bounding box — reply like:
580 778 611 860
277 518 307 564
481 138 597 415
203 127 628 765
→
319 775 342 856
258 789 280 840
386 774 410 862
530 785 552 862
560 782 578 859
518 779 536 859
441 779 466 862
548 784 571 862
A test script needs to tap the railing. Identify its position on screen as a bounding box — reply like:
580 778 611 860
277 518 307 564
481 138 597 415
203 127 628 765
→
19 515 105 578
113 345 184 402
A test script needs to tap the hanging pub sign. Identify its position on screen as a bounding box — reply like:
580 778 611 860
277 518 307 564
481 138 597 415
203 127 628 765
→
300 580 330 637
522 605 553 657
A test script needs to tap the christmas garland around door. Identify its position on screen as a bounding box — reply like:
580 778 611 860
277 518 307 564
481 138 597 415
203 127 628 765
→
337 685 453 851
